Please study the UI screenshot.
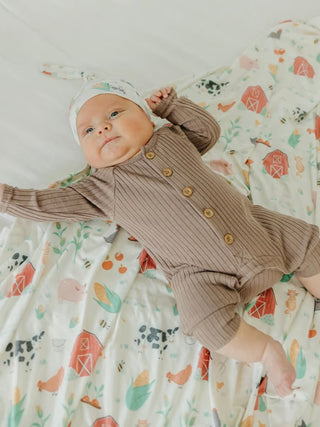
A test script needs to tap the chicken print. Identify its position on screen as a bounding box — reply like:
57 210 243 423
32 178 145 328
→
166 364 192 386
307 114 320 140
250 137 271 147
37 367 64 393
217 101 236 112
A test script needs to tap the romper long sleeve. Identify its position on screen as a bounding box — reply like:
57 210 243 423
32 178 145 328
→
1 90 320 352
0 168 115 221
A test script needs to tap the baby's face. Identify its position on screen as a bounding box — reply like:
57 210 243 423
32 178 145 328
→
76 94 154 168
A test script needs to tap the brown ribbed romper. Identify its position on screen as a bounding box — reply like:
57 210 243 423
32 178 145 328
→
1 89 320 350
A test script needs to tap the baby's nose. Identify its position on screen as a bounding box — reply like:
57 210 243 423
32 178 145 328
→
98 124 111 135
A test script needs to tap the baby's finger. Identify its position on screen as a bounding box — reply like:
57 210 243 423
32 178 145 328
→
151 89 162 97
150 94 161 103
145 98 156 110
159 87 170 98
145 97 161 112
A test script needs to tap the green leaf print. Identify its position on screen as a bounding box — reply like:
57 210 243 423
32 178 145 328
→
30 405 51 427
296 347 307 379
280 273 294 282
288 131 301 148
179 396 199 427
8 394 26 427
93 282 122 313
258 395 267 412
52 222 92 263
125 379 155 411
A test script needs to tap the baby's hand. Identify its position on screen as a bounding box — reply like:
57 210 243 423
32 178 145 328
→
145 87 172 112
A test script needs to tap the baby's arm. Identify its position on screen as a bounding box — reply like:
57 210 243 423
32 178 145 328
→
146 88 221 155
0 172 113 222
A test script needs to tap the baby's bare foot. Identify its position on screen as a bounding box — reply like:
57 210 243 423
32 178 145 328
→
262 339 296 397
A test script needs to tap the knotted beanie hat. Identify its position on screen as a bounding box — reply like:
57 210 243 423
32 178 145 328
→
69 78 151 145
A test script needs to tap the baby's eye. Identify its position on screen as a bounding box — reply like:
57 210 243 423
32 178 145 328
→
110 111 119 118
85 127 94 135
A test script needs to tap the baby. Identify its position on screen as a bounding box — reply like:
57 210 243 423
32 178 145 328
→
1 78 320 397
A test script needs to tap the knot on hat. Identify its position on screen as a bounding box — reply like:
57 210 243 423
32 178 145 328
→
41 64 151 145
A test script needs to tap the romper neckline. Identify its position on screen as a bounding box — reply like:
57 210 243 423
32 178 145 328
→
114 130 160 167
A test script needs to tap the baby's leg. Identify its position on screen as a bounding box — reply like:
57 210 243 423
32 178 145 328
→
298 272 320 298
217 319 296 397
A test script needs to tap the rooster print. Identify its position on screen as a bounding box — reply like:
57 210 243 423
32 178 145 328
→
37 367 64 393
166 364 192 386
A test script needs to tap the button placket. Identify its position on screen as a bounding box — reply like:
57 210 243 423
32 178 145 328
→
162 168 173 177
145 151 155 159
182 187 193 197
203 208 214 218
224 233 234 245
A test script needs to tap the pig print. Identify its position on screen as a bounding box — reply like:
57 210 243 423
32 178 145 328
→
58 278 87 303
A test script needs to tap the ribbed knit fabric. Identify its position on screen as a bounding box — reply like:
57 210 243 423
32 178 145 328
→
1 90 320 351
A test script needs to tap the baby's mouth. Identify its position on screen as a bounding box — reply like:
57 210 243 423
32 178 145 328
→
103 136 118 146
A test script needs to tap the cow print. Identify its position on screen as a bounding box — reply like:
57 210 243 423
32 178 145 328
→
3 331 45 370
134 325 179 355
292 107 307 123
7 252 28 272
196 79 229 96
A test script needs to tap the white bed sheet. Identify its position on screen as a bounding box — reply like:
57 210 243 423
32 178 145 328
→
0 0 319 191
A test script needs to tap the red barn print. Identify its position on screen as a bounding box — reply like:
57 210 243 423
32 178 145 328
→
7 262 35 297
138 249 156 273
197 347 210 381
293 57 314 78
254 375 268 411
315 115 320 140
248 289 276 320
262 149 289 179
92 416 119 427
69 330 103 377
241 85 268 113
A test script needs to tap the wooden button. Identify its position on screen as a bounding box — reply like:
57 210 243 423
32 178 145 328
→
203 208 214 218
162 168 173 177
224 233 234 245
145 152 155 159
182 187 193 197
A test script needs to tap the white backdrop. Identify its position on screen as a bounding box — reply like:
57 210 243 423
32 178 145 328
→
0 0 319 189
